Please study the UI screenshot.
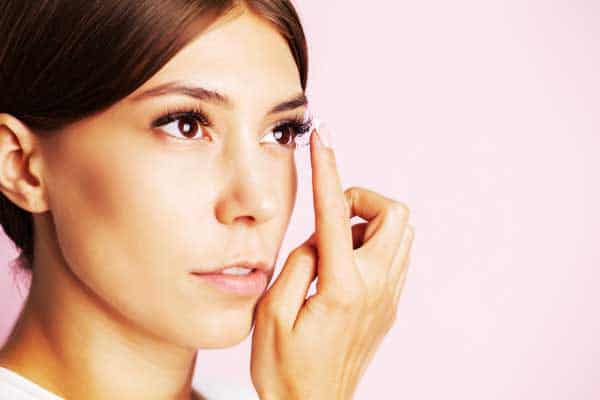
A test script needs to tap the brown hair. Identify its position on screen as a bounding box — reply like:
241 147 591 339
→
0 0 309 272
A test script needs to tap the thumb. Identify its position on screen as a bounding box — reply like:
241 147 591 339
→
263 233 318 330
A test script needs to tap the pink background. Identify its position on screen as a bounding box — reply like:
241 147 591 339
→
1 1 598 398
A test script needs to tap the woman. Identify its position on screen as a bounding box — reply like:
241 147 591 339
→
0 0 415 399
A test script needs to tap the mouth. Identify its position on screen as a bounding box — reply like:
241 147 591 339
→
190 268 270 296
189 260 273 296
191 260 273 275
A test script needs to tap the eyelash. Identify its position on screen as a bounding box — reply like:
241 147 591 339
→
151 105 313 147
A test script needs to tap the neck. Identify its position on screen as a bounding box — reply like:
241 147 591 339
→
0 262 201 400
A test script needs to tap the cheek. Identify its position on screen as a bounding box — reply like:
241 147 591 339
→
260 155 298 258
46 139 297 279
46 148 241 347
47 139 219 282
281 155 298 216
266 148 297 199
43 130 222 332
42 127 299 346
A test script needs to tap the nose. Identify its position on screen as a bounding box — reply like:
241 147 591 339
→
214 140 278 227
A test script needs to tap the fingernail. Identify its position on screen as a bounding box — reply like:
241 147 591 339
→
316 121 333 149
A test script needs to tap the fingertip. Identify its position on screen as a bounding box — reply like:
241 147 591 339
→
310 118 322 147
310 117 333 150
316 121 333 149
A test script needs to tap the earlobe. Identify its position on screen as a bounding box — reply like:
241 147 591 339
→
0 113 49 213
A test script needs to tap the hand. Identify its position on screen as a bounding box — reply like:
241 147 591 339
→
250 123 415 400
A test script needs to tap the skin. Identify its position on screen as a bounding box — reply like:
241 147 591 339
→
0 5 304 400
0 4 417 400
250 127 415 399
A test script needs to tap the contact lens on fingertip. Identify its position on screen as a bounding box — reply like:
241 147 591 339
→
312 118 332 149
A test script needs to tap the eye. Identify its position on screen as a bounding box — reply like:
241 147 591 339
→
151 108 211 141
151 107 314 147
261 115 314 148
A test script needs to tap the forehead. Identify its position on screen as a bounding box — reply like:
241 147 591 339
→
129 9 302 109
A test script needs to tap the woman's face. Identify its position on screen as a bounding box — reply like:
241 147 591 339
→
34 10 306 349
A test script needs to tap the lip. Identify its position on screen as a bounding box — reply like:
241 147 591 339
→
190 260 273 296
190 269 270 296
191 260 273 275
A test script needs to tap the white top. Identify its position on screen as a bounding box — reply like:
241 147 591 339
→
0 367 63 400
0 366 259 400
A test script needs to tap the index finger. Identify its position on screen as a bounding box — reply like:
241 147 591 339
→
309 119 358 291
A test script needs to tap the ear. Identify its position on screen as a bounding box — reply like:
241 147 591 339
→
0 113 49 213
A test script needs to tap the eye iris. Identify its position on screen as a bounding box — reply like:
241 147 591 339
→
274 127 294 145
178 116 199 138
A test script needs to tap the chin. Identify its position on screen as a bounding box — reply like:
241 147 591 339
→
166 305 256 350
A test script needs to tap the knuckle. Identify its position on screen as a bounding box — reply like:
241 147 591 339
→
384 296 399 326
258 296 282 320
404 225 415 244
390 301 398 318
385 282 397 302
344 186 361 205
409 224 416 239
390 201 410 222
289 244 316 263
371 272 389 296
388 310 398 330
288 243 318 269
333 285 367 310
323 149 339 167
345 186 362 197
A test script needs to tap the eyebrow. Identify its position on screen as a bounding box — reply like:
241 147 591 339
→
129 81 308 115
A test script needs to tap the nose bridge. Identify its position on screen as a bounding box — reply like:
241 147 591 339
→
215 132 276 225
